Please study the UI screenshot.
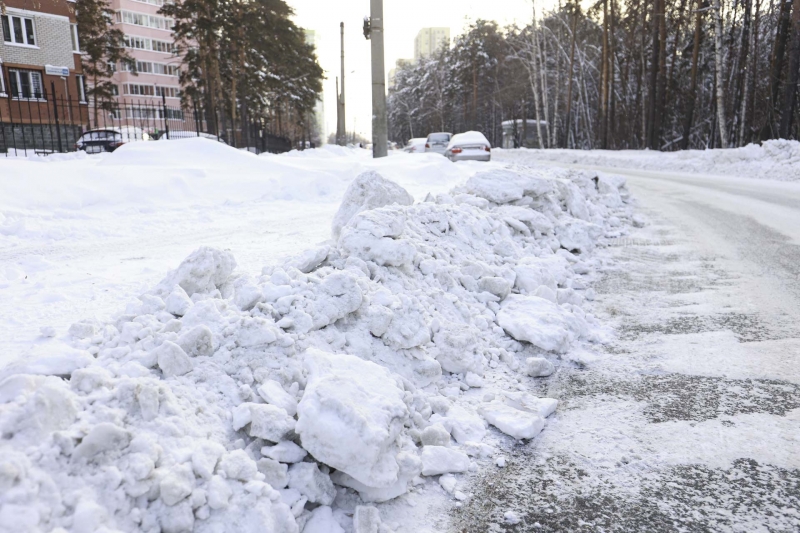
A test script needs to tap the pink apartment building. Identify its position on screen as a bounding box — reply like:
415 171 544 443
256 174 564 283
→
106 0 185 129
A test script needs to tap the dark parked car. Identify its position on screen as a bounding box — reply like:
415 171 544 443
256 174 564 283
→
75 127 151 153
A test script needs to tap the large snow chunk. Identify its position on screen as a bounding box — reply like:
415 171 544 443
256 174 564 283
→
295 350 409 488
433 324 484 375
71 423 131 463
525 357 555 377
331 170 414 239
420 446 470 476
465 169 553 204
555 219 604 254
303 506 344 533
478 402 545 440
497 295 586 353
262 441 307 464
156 246 236 296
502 391 558 418
257 380 298 416
339 209 417 267
248 403 296 443
287 462 335 505
353 506 381 533
154 341 193 377
330 451 421 503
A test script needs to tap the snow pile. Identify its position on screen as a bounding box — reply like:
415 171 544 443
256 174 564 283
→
498 139 800 181
0 165 633 532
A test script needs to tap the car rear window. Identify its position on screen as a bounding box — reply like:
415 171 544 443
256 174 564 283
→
428 134 450 142
81 131 120 141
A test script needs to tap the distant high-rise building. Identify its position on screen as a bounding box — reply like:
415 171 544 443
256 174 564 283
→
388 58 414 89
304 30 325 145
414 27 450 60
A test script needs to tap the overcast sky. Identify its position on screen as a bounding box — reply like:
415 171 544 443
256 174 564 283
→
289 0 550 143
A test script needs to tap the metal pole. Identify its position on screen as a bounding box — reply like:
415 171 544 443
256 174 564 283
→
162 93 170 140
337 22 346 146
51 82 63 153
370 0 388 157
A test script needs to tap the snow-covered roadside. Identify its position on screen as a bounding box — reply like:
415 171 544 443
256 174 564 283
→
497 139 800 181
0 142 471 364
0 142 635 533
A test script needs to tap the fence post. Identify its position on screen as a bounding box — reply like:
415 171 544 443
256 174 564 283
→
193 98 200 136
161 93 169 140
6 87 17 156
51 82 63 153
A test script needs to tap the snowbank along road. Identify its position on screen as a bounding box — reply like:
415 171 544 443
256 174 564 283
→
454 151 800 531
0 140 637 533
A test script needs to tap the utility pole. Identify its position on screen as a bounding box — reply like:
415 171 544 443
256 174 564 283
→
365 0 388 157
336 22 346 146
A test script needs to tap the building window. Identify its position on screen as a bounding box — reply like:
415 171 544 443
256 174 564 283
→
9 69 44 99
2 14 36 46
0 68 5 96
155 85 179 98
124 35 176 54
71 24 80 52
123 83 155 96
76 75 87 102
116 11 173 31
110 84 119 96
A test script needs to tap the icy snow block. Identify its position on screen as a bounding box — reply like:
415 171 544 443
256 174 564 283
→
339 209 416 267
262 441 307 463
420 446 470 476
502 391 558 418
295 349 409 488
154 341 193 377
176 325 214 357
330 451 422 503
160 464 194 506
156 246 236 297
257 458 288 489
526 357 555 377
71 422 131 463
218 450 258 481
555 219 603 254
479 277 512 299
331 170 414 240
165 286 193 317
465 169 553 204
257 380 298 417
248 403 296 443
304 506 344 533
497 295 587 353
287 462 336 505
354 506 381 533
433 325 484 374
286 245 330 274
420 424 451 447
478 402 545 440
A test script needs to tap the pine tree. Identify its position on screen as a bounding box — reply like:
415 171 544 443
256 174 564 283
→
75 0 131 122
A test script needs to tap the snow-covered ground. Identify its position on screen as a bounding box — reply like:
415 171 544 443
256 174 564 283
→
0 141 635 533
497 139 800 181
4 142 797 533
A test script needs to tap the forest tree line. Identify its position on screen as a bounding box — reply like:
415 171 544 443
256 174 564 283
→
388 0 798 150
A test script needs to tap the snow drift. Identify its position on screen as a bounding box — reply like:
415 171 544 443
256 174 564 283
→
0 163 634 532
498 139 800 182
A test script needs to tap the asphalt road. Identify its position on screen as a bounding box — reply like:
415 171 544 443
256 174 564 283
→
452 161 800 532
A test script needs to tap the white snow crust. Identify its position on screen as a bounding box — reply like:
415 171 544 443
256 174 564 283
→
497 140 800 182
0 148 635 532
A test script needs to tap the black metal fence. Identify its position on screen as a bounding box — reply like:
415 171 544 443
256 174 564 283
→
1 83 291 156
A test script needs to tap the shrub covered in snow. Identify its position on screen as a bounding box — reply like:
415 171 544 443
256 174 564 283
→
0 165 634 532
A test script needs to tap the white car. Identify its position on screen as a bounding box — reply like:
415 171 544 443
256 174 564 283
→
445 131 491 162
424 132 452 155
403 138 427 153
